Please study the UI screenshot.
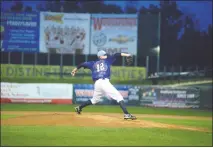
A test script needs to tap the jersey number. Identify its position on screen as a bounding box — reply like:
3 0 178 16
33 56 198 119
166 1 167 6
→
96 63 105 72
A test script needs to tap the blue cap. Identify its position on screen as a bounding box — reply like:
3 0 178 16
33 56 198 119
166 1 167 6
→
97 50 106 57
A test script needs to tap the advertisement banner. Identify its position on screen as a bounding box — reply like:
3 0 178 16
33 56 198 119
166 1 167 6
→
139 86 200 108
0 82 73 104
39 12 90 54
127 86 140 105
73 84 129 105
1 64 146 81
90 14 138 55
1 12 40 52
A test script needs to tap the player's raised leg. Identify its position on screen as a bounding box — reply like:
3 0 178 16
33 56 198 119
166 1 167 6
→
102 79 136 120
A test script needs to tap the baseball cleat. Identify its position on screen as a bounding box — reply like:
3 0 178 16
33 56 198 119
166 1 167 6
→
124 114 137 120
74 106 82 114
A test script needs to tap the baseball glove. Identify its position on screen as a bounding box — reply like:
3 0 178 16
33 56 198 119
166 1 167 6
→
126 55 133 65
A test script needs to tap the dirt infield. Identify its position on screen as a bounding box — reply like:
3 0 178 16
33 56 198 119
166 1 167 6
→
1 111 212 133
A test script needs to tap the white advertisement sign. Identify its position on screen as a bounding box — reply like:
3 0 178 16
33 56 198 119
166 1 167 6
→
1 82 73 103
39 12 90 54
90 14 138 55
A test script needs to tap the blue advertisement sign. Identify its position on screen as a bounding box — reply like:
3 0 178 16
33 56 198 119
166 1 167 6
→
1 12 40 52
73 84 130 105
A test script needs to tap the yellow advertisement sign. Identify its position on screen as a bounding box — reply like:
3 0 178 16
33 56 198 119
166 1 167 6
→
0 64 146 81
44 13 63 24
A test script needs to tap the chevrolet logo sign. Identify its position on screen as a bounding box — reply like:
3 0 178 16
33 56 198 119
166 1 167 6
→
109 35 134 44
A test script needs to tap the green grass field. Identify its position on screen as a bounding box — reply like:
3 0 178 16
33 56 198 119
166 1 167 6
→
1 104 212 146
2 76 212 85
1 104 212 116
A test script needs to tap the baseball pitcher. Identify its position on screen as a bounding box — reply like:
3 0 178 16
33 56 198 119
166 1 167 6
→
71 50 136 120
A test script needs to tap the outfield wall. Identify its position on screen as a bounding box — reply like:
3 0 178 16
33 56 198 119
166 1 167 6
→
1 82 205 109
1 64 211 108
73 84 200 108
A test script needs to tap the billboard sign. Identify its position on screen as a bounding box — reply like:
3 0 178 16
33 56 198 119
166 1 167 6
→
1 12 40 52
90 14 138 55
1 82 73 104
39 12 90 54
140 86 200 108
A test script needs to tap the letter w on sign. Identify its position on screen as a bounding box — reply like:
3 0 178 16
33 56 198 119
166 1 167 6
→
93 18 102 30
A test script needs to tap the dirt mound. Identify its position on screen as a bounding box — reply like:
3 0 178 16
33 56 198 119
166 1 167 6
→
1 111 211 133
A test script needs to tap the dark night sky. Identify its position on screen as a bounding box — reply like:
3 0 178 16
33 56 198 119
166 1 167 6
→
1 1 212 32
105 1 212 32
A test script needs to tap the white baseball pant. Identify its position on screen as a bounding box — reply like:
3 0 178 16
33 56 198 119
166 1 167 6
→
90 78 124 104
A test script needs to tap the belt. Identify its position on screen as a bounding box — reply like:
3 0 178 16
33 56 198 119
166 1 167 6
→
94 78 108 82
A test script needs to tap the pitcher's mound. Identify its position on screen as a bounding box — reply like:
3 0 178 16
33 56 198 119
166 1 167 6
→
1 111 211 133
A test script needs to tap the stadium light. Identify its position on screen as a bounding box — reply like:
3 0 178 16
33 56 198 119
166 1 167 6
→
155 46 160 56
152 45 160 73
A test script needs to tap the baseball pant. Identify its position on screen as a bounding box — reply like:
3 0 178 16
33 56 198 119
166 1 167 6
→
90 78 124 104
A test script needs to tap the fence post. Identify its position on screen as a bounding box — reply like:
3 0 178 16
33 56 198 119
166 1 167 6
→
196 65 199 81
179 66 182 83
134 55 137 66
204 66 207 81
85 54 88 62
146 56 149 79
60 53 63 78
171 66 174 83
157 54 160 73
8 52 11 64
21 52 24 64
73 54 75 66
122 56 125 67
47 53 50 65
34 53 37 65
163 66 166 83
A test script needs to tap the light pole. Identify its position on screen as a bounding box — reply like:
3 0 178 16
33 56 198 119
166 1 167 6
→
156 46 160 73
156 11 161 74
